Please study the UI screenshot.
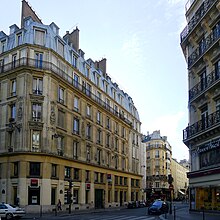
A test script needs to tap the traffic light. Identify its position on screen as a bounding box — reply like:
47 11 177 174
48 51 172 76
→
168 174 173 184
69 180 73 188
67 190 72 204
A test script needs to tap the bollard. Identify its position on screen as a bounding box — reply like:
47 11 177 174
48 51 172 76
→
173 205 176 220
201 206 205 220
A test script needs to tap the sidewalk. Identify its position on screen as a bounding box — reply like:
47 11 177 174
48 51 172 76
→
23 206 126 219
159 208 220 220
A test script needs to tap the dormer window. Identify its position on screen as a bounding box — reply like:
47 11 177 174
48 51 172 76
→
17 33 22 46
1 40 6 53
72 55 77 68
34 29 45 46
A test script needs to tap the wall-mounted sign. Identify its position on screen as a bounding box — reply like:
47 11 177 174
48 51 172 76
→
86 183 91 190
30 178 38 187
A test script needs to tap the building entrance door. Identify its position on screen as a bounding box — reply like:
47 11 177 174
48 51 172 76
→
95 189 103 209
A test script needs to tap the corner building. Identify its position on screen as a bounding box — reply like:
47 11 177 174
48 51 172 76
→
181 0 220 211
142 131 172 201
0 1 142 212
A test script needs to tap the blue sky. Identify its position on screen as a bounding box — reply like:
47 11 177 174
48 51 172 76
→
1 0 189 161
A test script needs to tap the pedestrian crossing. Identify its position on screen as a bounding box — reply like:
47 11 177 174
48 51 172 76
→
60 214 159 220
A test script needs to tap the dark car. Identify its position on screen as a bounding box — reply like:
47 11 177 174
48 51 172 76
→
148 200 169 215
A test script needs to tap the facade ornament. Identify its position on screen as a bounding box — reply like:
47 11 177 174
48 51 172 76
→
50 104 56 125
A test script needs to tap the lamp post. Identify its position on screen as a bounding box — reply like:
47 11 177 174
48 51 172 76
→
68 179 73 214
168 174 174 215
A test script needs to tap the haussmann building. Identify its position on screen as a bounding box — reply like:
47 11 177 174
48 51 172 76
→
0 0 143 213
181 0 220 212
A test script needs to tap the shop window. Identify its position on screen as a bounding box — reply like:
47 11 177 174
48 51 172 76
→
73 189 79 204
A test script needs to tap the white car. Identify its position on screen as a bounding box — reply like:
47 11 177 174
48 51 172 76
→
0 203 26 219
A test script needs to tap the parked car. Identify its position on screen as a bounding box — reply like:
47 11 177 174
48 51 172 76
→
0 203 26 219
148 200 169 215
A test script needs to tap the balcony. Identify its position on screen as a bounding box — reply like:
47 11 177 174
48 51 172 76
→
187 29 220 69
180 0 217 43
183 110 220 142
0 57 133 127
189 68 220 101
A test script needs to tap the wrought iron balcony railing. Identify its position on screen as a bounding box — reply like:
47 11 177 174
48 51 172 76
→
0 57 132 126
189 68 220 101
180 0 217 43
188 28 220 68
183 110 220 141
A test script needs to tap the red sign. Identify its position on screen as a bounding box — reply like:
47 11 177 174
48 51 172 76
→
31 179 38 187
86 183 91 190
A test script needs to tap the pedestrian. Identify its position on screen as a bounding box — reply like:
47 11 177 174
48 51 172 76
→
57 199 62 211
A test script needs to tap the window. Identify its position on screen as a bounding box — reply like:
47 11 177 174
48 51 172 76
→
74 96 79 111
11 79 16 96
32 103 42 121
86 83 91 97
73 189 79 204
85 67 89 78
96 91 101 103
1 40 6 53
216 99 220 112
122 127 125 138
115 155 118 169
51 164 57 178
121 141 125 154
94 172 98 182
215 60 220 79
97 149 102 164
97 111 101 124
58 110 65 128
155 150 159 158
32 131 40 152
106 117 110 129
115 138 118 151
74 74 79 88
86 145 91 162
201 106 208 129
12 54 17 68
10 103 16 120
57 136 64 155
124 177 127 186
97 129 102 144
58 87 65 104
200 70 207 91
100 173 104 183
17 33 22 46
86 170 90 181
115 122 118 134
74 168 79 180
86 105 91 118
33 78 43 95
34 29 45 46
155 182 160 188
73 117 80 135
72 55 77 68
106 133 110 147
65 167 71 178
106 98 110 110
30 162 40 176
35 52 43 69
13 162 18 177
73 141 78 159
0 59 4 72
57 40 64 56
86 124 91 140
122 157 125 170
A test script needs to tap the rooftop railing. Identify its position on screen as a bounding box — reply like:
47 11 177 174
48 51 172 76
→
0 57 132 126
